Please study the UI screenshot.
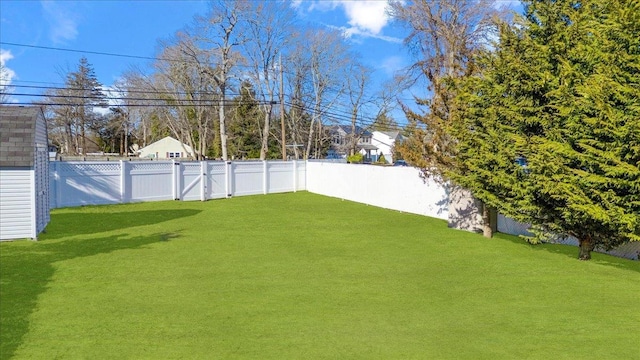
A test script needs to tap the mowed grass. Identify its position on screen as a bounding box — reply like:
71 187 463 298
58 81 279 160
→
1 192 638 359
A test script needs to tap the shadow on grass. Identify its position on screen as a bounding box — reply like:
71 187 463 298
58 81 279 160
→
493 233 640 274
0 208 199 359
43 209 201 239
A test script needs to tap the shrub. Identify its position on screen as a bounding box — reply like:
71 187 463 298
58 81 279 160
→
347 153 363 163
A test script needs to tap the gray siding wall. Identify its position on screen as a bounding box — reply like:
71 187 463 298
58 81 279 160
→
0 168 34 240
34 111 50 236
35 148 49 235
34 111 48 148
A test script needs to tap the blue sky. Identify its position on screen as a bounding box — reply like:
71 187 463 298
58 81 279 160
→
1 1 407 98
0 0 521 123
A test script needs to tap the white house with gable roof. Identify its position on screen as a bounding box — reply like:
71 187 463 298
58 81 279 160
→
137 136 195 159
369 131 403 164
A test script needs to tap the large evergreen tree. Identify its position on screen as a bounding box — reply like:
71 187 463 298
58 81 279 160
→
44 57 107 155
451 0 640 259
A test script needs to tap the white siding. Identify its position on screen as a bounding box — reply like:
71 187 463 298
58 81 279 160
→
0 169 34 240
137 137 194 159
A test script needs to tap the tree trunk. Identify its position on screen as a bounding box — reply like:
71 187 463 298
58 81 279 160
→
219 91 228 161
260 104 272 160
578 236 594 260
482 203 496 238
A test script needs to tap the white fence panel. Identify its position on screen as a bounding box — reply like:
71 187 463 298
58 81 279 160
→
207 162 227 199
267 161 294 194
52 162 121 207
295 161 306 191
306 161 449 220
231 162 264 197
129 161 173 202
50 160 305 208
180 162 203 201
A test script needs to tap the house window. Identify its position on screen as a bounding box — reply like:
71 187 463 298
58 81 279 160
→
168 152 181 158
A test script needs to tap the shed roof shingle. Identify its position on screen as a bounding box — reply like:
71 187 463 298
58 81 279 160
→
0 106 42 167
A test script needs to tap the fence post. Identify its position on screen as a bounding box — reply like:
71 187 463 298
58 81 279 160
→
53 161 61 208
200 161 207 202
225 161 232 198
119 160 127 203
263 160 268 195
172 160 178 200
292 160 297 193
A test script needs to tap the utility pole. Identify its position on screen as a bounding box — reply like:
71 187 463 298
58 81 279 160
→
280 54 286 161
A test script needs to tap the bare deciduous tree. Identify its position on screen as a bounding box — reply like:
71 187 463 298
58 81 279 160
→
194 0 248 160
243 1 295 160
390 0 499 175
142 34 217 159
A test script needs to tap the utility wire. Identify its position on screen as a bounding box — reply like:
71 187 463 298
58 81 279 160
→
0 41 296 74
9 84 245 98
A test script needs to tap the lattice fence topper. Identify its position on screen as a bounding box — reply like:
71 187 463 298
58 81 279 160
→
58 162 120 174
130 162 173 171
182 163 201 170
207 163 226 171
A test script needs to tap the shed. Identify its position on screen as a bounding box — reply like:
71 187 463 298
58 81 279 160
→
0 106 50 240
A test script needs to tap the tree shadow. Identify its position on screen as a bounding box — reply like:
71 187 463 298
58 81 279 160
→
493 233 640 274
0 232 182 359
0 207 199 358
43 209 201 239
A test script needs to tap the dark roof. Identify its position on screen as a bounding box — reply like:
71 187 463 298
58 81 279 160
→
0 106 42 167
332 125 372 137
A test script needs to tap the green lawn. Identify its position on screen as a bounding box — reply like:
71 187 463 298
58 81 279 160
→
1 192 638 359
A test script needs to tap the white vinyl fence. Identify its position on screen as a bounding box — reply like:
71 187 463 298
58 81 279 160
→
46 160 637 259
49 160 306 208
306 161 450 220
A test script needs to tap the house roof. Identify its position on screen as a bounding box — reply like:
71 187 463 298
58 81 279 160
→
0 106 43 167
331 125 372 137
380 130 400 139
137 136 194 156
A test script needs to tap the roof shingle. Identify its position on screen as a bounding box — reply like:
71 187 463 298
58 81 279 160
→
0 106 41 167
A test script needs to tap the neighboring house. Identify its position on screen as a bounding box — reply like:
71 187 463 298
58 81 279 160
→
0 106 50 240
327 125 378 161
369 131 403 164
137 136 195 159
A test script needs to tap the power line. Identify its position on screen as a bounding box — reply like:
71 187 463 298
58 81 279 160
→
10 92 255 104
0 41 293 74
13 102 272 108
9 84 244 98
8 83 398 128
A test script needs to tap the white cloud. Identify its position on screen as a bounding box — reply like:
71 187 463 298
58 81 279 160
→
298 0 397 42
93 85 122 115
41 0 79 44
290 0 303 10
339 1 390 35
0 49 17 103
380 55 405 75
0 49 17 85
331 25 402 44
